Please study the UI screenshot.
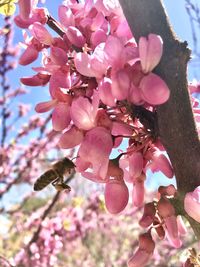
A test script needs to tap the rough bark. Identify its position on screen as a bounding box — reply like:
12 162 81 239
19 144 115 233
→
119 0 200 238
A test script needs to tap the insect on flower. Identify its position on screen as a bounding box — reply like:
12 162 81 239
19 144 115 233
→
33 157 75 191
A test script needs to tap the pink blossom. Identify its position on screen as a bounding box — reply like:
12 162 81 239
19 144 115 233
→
139 34 163 74
30 22 54 45
184 186 200 223
104 179 129 214
139 73 170 105
15 8 48 29
70 96 99 131
77 127 113 179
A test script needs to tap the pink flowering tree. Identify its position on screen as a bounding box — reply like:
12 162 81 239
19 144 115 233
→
1 0 200 266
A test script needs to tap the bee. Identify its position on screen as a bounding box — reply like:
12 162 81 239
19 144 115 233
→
33 157 75 191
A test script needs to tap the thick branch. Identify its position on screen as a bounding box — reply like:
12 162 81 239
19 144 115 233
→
119 0 200 237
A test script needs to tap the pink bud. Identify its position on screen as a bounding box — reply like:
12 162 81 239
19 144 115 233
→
184 186 200 223
139 34 163 73
105 179 129 214
30 22 53 45
139 73 170 105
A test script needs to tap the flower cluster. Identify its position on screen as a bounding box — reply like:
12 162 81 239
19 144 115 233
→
15 0 200 266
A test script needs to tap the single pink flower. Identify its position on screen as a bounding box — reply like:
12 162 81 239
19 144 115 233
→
70 96 99 131
104 179 129 214
77 127 113 179
139 33 163 74
139 73 170 105
30 22 53 46
184 186 200 223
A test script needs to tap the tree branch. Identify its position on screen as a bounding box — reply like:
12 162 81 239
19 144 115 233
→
119 0 200 237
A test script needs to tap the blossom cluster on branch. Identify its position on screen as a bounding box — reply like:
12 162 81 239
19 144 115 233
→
12 0 200 266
